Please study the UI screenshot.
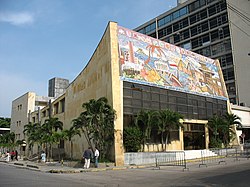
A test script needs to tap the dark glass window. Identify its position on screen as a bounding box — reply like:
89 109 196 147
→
191 26 198 36
208 5 216 16
173 11 180 20
211 30 219 42
173 22 180 32
167 26 172 35
180 7 188 16
190 14 197 24
200 9 207 19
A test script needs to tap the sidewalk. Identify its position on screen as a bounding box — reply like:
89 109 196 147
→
0 158 128 173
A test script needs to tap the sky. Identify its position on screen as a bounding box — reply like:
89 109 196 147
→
0 0 177 117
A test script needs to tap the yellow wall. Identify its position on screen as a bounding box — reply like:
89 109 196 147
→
63 22 124 166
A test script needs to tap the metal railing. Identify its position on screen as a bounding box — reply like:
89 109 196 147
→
155 151 188 171
199 147 250 167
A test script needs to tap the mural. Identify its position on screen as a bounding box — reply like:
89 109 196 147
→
118 26 227 100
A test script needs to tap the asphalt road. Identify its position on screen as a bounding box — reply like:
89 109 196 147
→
1 159 250 187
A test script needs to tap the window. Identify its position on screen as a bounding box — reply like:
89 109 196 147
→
202 34 210 45
145 22 156 34
182 42 192 50
173 22 180 32
180 7 188 16
167 26 172 35
208 4 216 16
173 11 180 20
191 26 198 36
211 30 219 42
54 103 59 114
138 29 145 34
200 9 207 19
189 1 200 12
190 14 197 24
60 99 65 113
158 15 171 27
158 28 166 38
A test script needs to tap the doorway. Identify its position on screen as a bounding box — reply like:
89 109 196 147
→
183 123 205 150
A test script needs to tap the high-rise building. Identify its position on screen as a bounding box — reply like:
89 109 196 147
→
134 0 250 106
48 77 69 98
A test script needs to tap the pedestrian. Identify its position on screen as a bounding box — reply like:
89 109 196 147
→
15 150 18 161
5 151 10 162
10 150 15 161
41 151 46 163
83 147 93 169
94 147 99 168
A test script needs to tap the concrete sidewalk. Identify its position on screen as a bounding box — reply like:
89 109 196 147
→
0 158 130 173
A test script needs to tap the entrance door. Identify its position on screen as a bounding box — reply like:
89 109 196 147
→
183 123 205 150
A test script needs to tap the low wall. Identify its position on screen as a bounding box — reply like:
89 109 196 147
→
124 152 181 166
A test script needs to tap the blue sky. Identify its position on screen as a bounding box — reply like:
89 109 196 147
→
0 0 177 117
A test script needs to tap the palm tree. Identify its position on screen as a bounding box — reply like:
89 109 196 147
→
223 113 242 147
72 97 116 160
81 97 116 159
23 122 41 156
207 115 226 148
156 109 183 151
72 113 92 148
42 117 63 160
63 127 81 161
136 110 158 151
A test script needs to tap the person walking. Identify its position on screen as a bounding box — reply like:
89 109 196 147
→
5 151 10 162
83 147 93 169
15 150 18 161
10 150 15 161
41 151 46 163
94 147 99 168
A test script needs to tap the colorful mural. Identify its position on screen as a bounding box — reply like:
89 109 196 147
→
118 26 227 100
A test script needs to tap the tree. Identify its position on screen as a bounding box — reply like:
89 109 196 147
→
156 109 183 151
41 117 63 161
223 113 242 147
72 113 92 149
207 115 226 148
136 110 158 151
123 126 142 152
0 132 15 149
82 97 116 160
73 97 116 160
0 117 11 128
23 122 42 156
63 127 81 161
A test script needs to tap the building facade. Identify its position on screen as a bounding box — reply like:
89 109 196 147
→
10 92 52 142
48 77 69 98
134 0 250 106
22 22 231 166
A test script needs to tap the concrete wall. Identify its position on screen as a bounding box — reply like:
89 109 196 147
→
63 22 124 166
11 92 36 141
227 0 250 107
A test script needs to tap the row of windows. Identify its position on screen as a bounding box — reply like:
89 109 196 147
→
139 0 226 35
123 82 227 120
158 7 188 28
40 99 65 118
162 14 229 47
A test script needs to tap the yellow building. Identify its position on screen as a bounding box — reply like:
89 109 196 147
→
17 22 230 166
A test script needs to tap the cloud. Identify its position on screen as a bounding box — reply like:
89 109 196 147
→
0 12 34 26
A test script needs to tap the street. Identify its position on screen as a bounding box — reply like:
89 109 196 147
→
0 160 250 187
